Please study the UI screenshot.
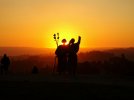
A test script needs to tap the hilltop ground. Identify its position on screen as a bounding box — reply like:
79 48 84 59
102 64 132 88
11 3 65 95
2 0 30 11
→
0 74 134 99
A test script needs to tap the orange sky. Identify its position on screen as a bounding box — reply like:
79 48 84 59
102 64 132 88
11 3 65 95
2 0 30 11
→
0 0 134 48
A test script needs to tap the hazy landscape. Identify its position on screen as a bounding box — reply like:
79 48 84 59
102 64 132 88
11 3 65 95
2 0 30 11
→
1 47 134 74
0 47 134 99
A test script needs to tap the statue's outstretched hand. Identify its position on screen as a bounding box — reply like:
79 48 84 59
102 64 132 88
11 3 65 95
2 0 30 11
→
78 36 81 40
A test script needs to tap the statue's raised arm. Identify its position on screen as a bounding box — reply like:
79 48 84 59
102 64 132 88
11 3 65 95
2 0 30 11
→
77 36 81 45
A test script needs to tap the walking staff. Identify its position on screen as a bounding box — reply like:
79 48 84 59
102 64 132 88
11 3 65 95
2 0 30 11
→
53 33 60 73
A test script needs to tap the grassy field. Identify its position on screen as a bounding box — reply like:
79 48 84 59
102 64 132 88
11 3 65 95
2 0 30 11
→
0 74 134 99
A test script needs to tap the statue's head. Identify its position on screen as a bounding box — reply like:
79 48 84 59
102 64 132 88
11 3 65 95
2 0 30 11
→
70 38 75 44
62 39 67 45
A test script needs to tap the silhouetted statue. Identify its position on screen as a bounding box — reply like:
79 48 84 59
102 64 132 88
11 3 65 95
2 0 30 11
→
32 66 39 74
55 39 68 75
0 54 10 75
68 36 81 75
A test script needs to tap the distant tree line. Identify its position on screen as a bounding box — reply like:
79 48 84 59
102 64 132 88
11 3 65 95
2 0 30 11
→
1 50 134 76
77 53 134 76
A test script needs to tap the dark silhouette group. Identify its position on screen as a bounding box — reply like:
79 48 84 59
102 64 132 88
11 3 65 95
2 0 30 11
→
0 54 10 75
55 36 81 75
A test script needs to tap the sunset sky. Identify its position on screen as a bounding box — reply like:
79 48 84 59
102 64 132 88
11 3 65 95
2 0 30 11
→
0 0 134 48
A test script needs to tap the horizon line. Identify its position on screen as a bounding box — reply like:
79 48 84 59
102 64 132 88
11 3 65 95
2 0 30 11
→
0 46 134 49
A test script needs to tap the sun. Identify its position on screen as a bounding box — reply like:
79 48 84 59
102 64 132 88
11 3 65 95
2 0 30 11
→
45 24 79 48
57 32 78 46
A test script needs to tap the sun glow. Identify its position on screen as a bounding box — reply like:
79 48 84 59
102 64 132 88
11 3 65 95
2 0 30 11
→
65 42 69 45
45 24 80 48
61 42 69 46
1 0 133 49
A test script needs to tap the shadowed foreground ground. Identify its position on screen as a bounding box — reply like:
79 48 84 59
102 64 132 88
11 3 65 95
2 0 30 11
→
0 74 134 99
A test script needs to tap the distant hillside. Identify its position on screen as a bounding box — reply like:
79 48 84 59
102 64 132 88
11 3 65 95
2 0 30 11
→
0 47 55 56
0 47 134 60
78 47 134 62
0 47 105 56
106 47 134 60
